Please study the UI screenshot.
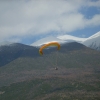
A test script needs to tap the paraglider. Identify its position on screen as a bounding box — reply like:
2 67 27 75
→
39 42 60 55
39 42 60 70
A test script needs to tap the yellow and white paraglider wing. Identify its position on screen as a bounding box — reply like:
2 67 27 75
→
39 42 60 55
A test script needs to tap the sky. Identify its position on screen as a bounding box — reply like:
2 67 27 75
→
0 0 100 44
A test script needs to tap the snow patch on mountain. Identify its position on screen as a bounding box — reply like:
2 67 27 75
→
88 31 100 39
31 31 100 51
82 31 100 50
31 36 67 47
31 35 87 47
57 35 87 43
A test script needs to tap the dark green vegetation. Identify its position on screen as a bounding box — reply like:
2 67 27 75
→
0 42 100 100
0 78 100 100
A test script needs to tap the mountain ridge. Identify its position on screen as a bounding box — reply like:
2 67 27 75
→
0 31 100 51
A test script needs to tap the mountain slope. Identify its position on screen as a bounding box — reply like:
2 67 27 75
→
82 31 100 50
0 43 39 67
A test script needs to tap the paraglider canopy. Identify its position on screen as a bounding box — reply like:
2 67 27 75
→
39 42 60 55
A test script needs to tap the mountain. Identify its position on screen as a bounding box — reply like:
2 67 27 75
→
0 32 100 100
0 42 100 100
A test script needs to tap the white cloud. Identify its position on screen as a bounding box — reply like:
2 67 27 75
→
86 14 100 26
87 0 100 7
0 0 100 42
